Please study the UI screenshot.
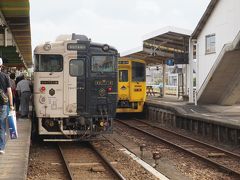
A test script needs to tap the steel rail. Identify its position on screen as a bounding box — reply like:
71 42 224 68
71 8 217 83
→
89 142 126 180
136 119 240 159
117 120 240 177
57 144 75 180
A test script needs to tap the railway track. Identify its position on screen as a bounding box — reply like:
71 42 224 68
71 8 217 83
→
57 142 125 180
116 119 240 177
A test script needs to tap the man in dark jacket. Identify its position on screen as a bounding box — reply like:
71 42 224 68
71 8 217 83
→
0 58 14 154
15 74 24 115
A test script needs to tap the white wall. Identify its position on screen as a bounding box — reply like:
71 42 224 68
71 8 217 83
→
197 0 240 90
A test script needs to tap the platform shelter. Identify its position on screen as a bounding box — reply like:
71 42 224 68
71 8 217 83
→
121 26 192 97
0 0 32 69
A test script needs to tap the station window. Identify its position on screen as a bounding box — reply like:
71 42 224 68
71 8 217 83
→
69 59 84 76
119 70 128 82
205 34 216 54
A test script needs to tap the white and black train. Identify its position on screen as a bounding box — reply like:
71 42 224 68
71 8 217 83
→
33 34 118 141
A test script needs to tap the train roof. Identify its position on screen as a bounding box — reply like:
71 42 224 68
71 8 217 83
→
90 42 117 51
34 34 117 53
119 57 146 64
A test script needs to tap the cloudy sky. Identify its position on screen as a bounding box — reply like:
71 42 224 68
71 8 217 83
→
30 0 210 53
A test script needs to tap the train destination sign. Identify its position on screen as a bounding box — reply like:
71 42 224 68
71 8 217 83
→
118 61 129 64
67 43 87 51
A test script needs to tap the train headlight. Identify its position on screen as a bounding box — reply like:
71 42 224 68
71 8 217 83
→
99 121 104 127
102 44 109 52
43 43 51 51
48 120 55 127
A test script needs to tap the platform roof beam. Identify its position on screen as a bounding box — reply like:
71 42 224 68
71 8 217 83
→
0 0 32 68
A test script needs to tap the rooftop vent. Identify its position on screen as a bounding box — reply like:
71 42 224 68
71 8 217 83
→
71 33 89 41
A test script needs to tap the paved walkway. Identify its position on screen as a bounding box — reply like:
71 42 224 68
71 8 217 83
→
0 118 31 180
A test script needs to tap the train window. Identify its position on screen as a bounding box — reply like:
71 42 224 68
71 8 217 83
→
119 70 128 82
34 54 63 72
91 56 116 72
69 59 84 76
132 62 145 82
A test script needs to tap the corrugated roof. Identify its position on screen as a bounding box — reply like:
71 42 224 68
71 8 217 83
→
0 0 32 68
121 26 191 65
121 46 166 66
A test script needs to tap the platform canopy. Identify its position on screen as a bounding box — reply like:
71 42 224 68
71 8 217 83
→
0 0 32 68
120 46 167 65
121 26 192 66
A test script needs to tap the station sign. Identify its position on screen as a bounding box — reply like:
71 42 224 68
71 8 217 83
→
166 59 174 66
174 52 189 64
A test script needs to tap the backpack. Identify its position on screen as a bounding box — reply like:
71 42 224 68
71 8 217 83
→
0 89 8 105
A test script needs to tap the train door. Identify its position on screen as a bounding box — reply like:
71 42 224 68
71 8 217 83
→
64 58 86 115
118 68 130 100
130 61 146 101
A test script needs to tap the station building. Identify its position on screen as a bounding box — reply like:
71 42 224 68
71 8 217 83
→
188 0 240 105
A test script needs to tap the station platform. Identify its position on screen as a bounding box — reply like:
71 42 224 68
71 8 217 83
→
0 117 31 180
147 96 240 128
145 96 240 145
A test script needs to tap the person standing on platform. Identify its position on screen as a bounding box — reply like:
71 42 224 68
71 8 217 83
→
15 74 24 116
0 58 14 154
9 73 16 105
16 74 31 118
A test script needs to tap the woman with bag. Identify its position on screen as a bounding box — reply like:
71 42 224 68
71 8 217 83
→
0 58 14 154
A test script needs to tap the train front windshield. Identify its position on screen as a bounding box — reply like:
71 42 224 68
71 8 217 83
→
34 54 63 72
91 55 116 72
132 62 145 82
